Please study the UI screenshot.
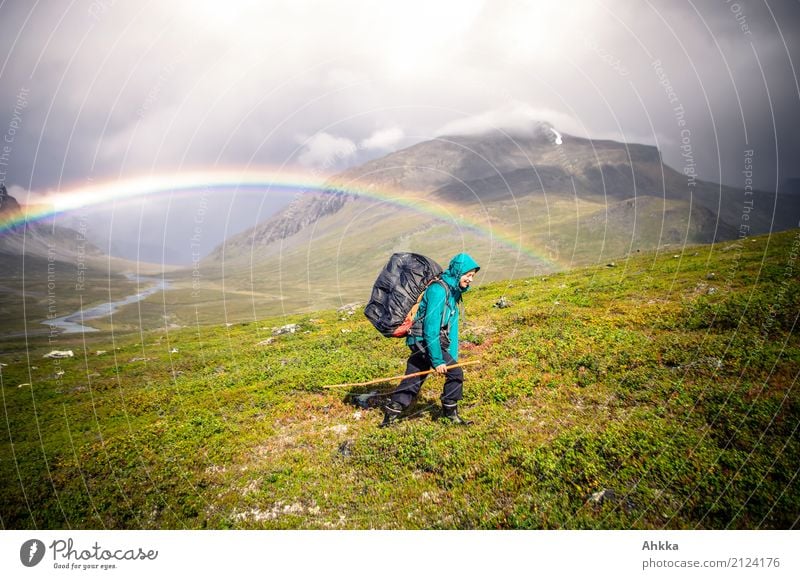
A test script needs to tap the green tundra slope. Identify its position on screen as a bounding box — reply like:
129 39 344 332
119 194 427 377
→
1 230 798 529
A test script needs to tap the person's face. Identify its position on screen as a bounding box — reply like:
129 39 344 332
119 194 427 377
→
459 270 476 289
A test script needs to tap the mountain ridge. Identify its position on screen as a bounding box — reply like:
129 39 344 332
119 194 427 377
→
189 127 800 319
208 127 783 262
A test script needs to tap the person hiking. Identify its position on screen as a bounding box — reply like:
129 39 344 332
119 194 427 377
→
380 253 480 427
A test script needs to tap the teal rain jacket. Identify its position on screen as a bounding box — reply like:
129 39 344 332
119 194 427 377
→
408 253 480 367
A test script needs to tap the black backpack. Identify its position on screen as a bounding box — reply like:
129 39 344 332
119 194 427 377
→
364 253 444 338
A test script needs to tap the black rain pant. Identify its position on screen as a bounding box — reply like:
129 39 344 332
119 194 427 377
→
389 343 463 409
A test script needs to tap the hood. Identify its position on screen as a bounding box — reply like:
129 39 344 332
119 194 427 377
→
442 253 480 293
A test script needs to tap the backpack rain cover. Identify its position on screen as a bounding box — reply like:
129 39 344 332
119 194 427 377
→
364 253 443 338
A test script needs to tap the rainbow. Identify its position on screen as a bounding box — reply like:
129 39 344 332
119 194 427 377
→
0 168 561 269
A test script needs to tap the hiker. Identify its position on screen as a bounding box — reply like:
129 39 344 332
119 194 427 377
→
381 253 480 427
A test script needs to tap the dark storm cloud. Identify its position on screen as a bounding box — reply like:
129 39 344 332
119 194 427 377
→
660 0 800 191
1 0 798 209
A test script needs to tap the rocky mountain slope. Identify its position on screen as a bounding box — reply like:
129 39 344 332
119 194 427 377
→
0 184 105 266
192 124 800 316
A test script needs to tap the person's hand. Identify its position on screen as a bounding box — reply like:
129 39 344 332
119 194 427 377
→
435 364 447 375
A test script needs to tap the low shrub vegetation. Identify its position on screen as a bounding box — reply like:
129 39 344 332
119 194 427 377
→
1 231 798 529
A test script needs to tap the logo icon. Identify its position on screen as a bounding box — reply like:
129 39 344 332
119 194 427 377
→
20 539 46 567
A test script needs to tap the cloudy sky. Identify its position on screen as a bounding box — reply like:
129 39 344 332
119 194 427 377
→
1 0 798 263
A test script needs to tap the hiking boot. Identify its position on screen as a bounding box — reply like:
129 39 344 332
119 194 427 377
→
380 401 403 428
441 401 473 425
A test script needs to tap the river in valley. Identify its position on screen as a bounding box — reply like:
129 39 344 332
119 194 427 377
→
43 274 171 334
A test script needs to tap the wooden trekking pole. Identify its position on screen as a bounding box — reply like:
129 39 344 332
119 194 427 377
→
322 359 481 389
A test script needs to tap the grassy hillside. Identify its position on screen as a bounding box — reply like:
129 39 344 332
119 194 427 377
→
158 195 553 326
1 230 798 529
